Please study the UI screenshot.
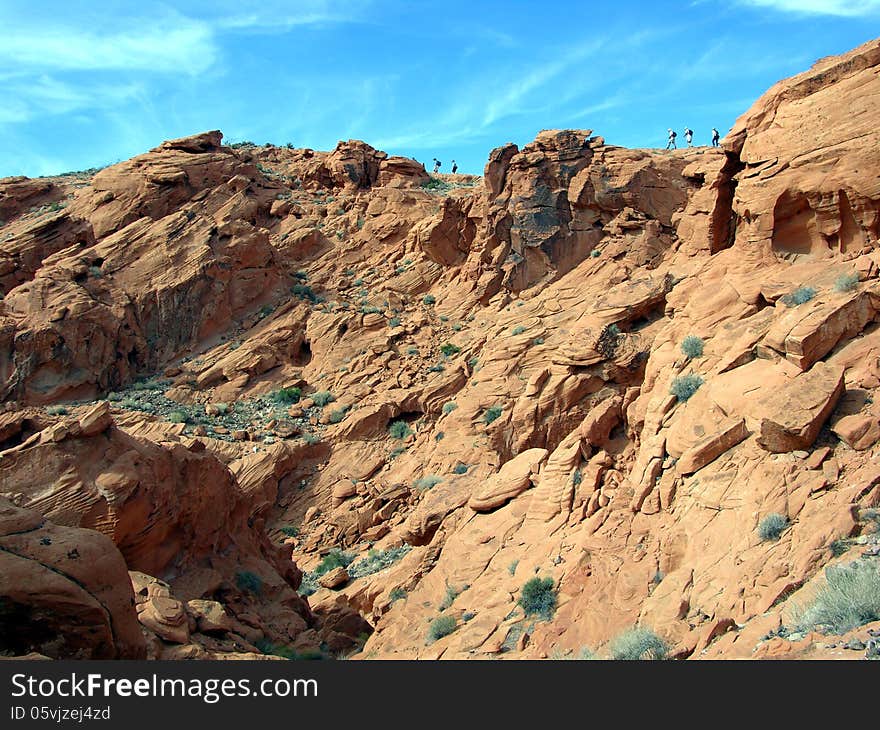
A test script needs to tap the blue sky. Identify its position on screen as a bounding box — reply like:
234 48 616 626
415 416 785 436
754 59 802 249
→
1 0 878 177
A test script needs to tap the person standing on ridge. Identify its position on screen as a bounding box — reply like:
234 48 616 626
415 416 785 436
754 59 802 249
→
451 160 458 174
711 127 720 147
432 158 441 173
684 127 694 147
666 128 677 150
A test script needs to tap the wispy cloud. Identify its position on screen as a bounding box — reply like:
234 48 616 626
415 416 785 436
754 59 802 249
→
207 0 374 33
0 11 217 74
738 0 880 15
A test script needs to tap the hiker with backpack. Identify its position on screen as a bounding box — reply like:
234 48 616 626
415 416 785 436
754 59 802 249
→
711 128 720 147
684 127 694 147
451 160 458 174
666 128 677 150
432 158 441 173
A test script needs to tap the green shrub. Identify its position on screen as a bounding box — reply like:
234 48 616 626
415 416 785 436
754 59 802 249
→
168 410 189 424
314 549 354 577
533 337 545 346
414 475 442 490
311 391 335 407
452 322 463 331
274 387 302 404
440 343 460 357
291 283 318 303
422 294 436 305
781 286 816 307
279 525 299 537
483 405 503 424
348 546 411 579
389 420 413 439
406 346 419 356
302 432 321 445
608 627 668 660
439 584 465 611
518 577 557 619
442 401 458 415
389 587 407 602
235 571 263 595
428 615 457 641
328 406 349 424
453 463 469 475
389 446 406 458
508 560 519 576
793 560 880 635
758 513 788 542
681 335 704 359
670 374 703 402
572 468 582 486
428 363 445 372
388 317 401 327
511 325 526 335
46 405 68 416
590 249 601 258
834 272 859 293
597 323 622 359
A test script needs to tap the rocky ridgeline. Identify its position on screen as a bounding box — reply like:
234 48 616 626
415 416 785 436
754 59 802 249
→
2 38 880 661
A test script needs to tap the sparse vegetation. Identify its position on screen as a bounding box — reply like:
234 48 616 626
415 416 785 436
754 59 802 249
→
681 335 704 359
792 560 880 635
428 363 445 372
670 373 703 402
428 615 457 641
348 546 411 579
442 401 458 415
422 294 436 305
439 584 466 611
328 406 350 424
168 410 189 424
597 323 622 359
314 549 354 577
389 420 413 439
302 432 321 446
388 317 401 327
608 627 668 660
389 587 407 602
483 405 503 424
758 513 788 542
406 346 419 356
834 272 860 293
440 343 460 357
518 577 557 619
279 526 299 538
274 387 302 404
46 405 68 416
311 391 335 407
512 325 526 335
452 463 469 475
590 249 601 258
235 571 263 595
291 283 319 303
508 560 519 576
414 475 443 490
781 285 816 307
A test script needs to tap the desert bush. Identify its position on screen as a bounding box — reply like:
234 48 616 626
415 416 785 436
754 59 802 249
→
46 405 68 416
274 387 301 404
793 560 880 634
389 420 413 439
389 587 407 602
453 463 469 475
440 343 460 356
442 401 458 415
781 285 816 307
512 325 526 335
681 335 704 359
314 549 354 577
311 391 335 407
388 317 401 327
302 432 321 445
235 571 263 595
834 272 859 293
518 577 557 619
348 546 411 579
428 363 445 372
608 627 668 660
483 405 503 424
414 475 443 490
279 525 299 537
328 406 349 424
758 513 788 542
428 615 457 641
439 584 466 611
168 410 189 423
670 374 703 402
422 294 436 305
597 323 622 359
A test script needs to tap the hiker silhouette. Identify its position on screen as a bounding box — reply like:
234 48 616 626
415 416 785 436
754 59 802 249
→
665 129 677 150
712 128 720 147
